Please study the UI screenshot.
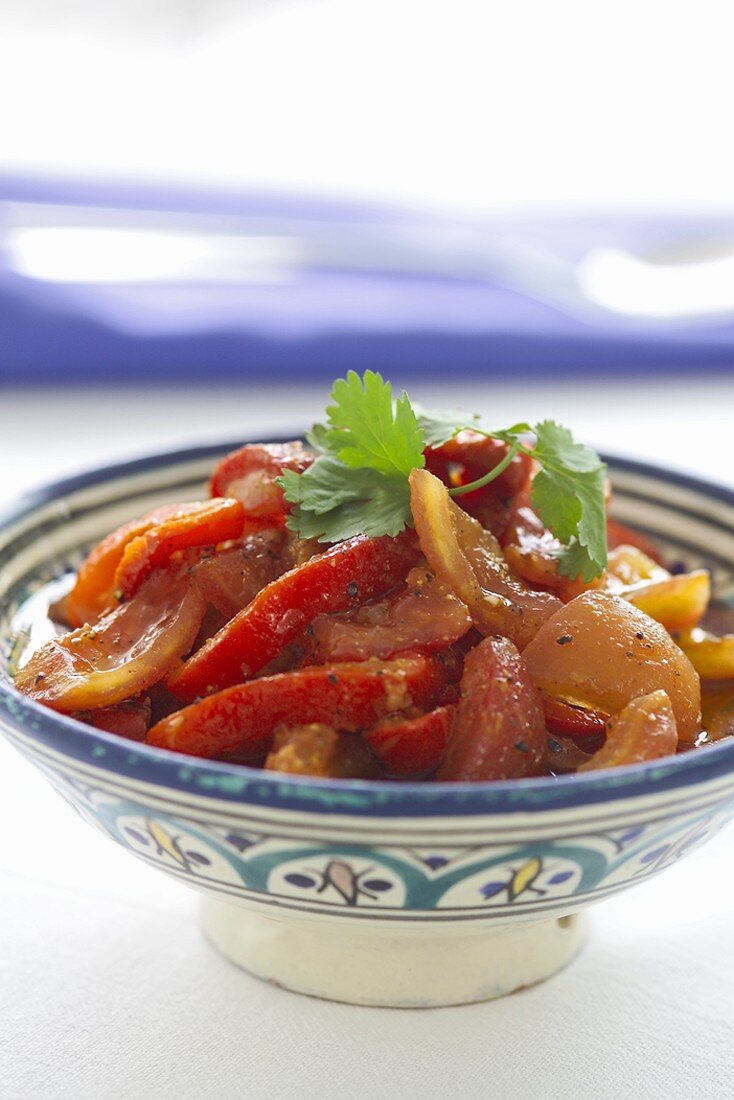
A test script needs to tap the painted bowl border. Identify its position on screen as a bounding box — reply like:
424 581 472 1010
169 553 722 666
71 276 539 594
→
1 437 733 818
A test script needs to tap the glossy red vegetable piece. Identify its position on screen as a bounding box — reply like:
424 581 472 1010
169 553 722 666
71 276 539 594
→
114 497 246 600
149 653 449 759
65 502 197 627
168 532 418 699
364 704 455 776
438 636 549 781
541 694 608 739
209 442 313 518
579 690 678 771
307 566 471 663
16 570 206 714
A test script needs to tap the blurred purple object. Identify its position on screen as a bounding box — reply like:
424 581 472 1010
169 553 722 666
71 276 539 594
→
1 174 733 383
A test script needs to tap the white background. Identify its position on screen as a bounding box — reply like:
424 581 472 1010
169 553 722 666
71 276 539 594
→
2 0 734 216
1 378 733 1099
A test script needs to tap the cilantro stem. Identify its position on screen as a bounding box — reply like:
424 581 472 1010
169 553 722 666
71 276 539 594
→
448 441 523 498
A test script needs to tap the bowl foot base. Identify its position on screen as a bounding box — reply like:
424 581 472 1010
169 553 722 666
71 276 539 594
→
200 897 587 1007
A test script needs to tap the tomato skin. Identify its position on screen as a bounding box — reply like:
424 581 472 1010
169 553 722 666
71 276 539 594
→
579 690 678 770
148 653 448 759
307 566 471 663
16 570 206 713
409 468 561 649
541 694 608 739
209 442 313 518
114 498 245 601
168 532 418 700
364 705 455 776
438 636 549 781
523 590 701 742
65 502 197 627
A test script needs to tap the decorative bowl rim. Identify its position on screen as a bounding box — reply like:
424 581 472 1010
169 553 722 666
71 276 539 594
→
1 437 733 818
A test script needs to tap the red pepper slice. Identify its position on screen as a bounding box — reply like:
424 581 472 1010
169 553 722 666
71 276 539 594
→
364 704 455 776
148 653 448 759
209 442 314 518
168 532 418 699
65 502 199 627
115 497 246 600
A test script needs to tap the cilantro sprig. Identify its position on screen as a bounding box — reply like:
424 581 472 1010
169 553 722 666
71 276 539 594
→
278 371 608 581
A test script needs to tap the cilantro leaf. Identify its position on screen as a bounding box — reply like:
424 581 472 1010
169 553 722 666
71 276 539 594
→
531 420 608 581
278 456 411 542
325 370 425 477
415 408 479 448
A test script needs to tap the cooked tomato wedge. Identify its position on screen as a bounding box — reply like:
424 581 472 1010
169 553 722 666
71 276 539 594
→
190 528 290 618
307 566 471 663
65 502 198 627
364 704 455 776
438 636 548 781
114 497 245 601
579 690 678 770
409 468 561 649
168 532 418 699
148 653 449 759
523 590 701 742
209 441 313 518
16 570 206 713
74 698 151 742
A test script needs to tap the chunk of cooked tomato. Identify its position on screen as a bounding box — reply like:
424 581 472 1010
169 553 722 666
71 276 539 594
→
409 468 561 649
522 590 701 742
438 636 549 781
364 704 455 777
168 531 418 700
265 724 381 779
209 442 313 518
307 566 471 663
16 569 206 713
149 653 449 759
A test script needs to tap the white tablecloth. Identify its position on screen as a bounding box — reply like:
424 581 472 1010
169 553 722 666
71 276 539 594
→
2 377 733 1099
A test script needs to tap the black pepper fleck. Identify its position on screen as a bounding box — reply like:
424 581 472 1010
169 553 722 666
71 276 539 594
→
34 674 46 684
514 740 530 754
556 634 573 646
548 737 562 754
346 581 359 599
635 631 645 640
327 673 339 685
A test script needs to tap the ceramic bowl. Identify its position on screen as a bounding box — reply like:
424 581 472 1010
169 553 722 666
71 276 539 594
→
1 440 733 1008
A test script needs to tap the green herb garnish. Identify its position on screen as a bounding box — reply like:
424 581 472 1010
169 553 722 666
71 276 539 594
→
278 371 607 581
